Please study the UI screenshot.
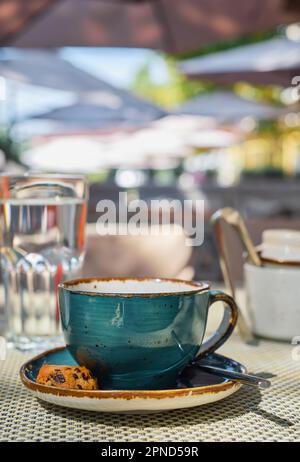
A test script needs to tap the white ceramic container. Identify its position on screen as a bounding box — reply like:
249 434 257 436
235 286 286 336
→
244 261 300 341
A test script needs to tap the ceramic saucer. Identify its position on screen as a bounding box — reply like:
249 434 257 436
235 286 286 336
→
20 347 245 414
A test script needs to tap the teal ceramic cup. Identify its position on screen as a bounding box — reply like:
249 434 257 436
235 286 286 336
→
58 278 238 390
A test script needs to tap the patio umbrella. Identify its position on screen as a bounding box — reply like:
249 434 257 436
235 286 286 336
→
29 100 165 130
0 50 166 128
178 90 285 123
0 49 110 92
179 37 300 86
0 49 160 104
1 1 300 53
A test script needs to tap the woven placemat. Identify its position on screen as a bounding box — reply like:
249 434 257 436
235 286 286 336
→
0 332 299 442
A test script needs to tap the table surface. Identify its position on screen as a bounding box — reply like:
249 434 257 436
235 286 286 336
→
0 288 299 442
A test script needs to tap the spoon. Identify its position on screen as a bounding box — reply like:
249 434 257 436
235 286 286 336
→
211 207 261 345
212 207 262 267
194 362 271 390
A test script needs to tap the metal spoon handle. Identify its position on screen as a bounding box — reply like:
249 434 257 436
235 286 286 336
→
196 364 271 389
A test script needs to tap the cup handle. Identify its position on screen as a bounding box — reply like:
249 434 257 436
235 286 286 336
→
196 290 238 358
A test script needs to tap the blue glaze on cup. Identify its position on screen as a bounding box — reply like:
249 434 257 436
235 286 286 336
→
58 278 238 390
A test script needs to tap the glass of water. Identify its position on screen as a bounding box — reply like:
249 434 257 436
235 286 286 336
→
0 174 88 351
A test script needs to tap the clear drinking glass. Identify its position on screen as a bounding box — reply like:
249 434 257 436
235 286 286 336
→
0 174 88 351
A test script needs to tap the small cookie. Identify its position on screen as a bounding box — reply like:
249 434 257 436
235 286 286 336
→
37 365 98 390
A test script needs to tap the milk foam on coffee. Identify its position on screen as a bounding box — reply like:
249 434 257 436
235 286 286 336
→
66 279 203 294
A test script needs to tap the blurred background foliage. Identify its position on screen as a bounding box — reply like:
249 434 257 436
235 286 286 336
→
129 26 300 181
130 28 284 108
0 126 24 164
131 57 216 109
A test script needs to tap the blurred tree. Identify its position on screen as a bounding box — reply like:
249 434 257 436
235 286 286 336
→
234 82 283 105
131 56 215 108
131 28 285 108
131 26 300 180
0 126 23 164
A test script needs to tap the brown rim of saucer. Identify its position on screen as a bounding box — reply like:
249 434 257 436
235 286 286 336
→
58 277 210 298
19 346 243 400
